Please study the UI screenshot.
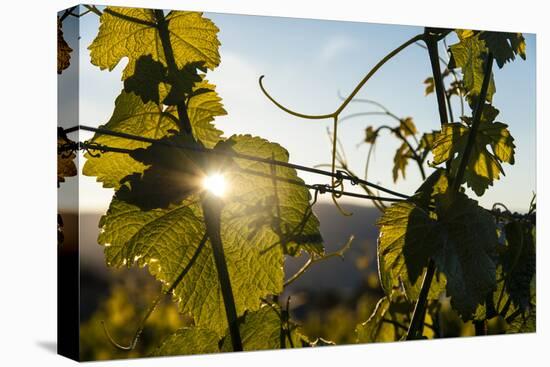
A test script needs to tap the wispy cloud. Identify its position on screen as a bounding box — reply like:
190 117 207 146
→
319 36 357 63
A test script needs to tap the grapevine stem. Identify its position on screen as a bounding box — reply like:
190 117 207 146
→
83 5 102 16
153 10 194 135
406 29 450 340
452 53 494 191
101 234 208 350
425 33 449 125
201 194 243 352
474 320 488 336
406 260 436 340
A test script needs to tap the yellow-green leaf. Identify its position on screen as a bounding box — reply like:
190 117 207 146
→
377 201 445 300
399 117 417 136
220 305 306 351
151 328 220 356
392 142 410 183
478 31 526 68
97 135 323 335
83 82 225 188
423 77 434 96
82 91 179 188
431 105 515 196
89 7 220 79
449 33 496 103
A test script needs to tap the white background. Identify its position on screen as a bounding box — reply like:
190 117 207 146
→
0 0 547 366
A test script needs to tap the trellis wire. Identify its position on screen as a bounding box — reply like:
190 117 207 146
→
60 125 410 203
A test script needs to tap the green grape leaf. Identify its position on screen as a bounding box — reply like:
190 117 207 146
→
82 91 179 188
419 131 437 160
83 83 225 188
423 77 434 96
502 221 536 312
475 220 536 323
186 80 226 149
377 200 445 301
507 307 535 333
379 175 497 319
123 55 207 106
113 133 323 254
392 143 410 182
433 193 497 320
474 265 505 321
506 277 536 334
356 297 395 343
151 327 220 356
163 62 208 106
213 135 324 256
478 31 526 68
98 135 323 335
57 18 72 74
122 55 167 104
365 126 378 143
98 195 283 336
115 134 207 210
399 117 417 136
57 133 77 185
449 32 496 103
89 7 220 79
221 304 305 351
431 105 515 196
412 169 449 209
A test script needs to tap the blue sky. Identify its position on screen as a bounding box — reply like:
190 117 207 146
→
59 7 536 213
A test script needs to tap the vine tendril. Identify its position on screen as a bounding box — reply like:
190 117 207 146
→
258 33 424 215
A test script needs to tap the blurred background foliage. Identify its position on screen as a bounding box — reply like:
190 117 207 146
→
79 243 513 360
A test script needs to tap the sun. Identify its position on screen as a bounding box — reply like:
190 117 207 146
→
202 173 227 197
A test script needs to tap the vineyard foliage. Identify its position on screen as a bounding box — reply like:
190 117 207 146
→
57 5 535 358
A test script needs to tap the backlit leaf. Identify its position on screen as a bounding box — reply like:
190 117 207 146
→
392 143 410 182
89 7 220 79
220 304 306 351
423 77 434 96
356 297 395 343
365 126 377 143
432 193 497 320
82 91 179 188
57 132 77 185
449 33 496 103
57 18 72 74
123 55 206 105
98 195 282 336
377 200 445 300
97 135 323 335
478 31 526 68
399 117 417 136
431 105 515 195
151 327 220 356
214 135 324 256
83 82 225 188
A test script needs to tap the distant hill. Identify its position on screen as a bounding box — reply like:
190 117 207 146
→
60 202 382 319
285 203 381 295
